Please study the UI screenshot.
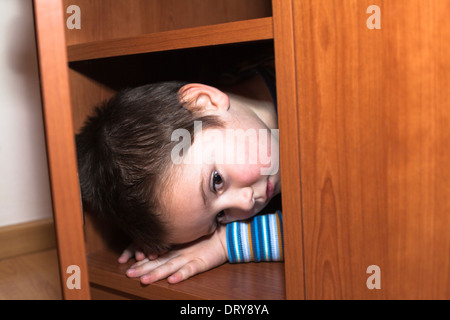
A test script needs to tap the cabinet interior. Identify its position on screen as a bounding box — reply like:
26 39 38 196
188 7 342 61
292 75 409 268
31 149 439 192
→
64 0 285 300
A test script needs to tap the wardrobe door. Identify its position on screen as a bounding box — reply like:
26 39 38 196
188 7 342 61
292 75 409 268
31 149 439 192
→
294 0 450 299
34 0 90 299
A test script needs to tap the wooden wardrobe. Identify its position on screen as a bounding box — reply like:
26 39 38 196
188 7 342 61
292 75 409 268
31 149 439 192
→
34 0 450 300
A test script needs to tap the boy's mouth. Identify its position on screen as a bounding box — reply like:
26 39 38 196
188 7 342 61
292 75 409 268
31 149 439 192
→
266 179 274 202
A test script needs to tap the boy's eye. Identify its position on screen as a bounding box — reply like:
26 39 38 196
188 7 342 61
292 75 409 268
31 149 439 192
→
211 170 224 193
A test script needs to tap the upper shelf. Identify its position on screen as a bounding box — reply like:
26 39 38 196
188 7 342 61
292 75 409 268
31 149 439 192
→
67 17 273 62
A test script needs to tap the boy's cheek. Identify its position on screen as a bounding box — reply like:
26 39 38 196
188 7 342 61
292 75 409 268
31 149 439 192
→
229 162 262 183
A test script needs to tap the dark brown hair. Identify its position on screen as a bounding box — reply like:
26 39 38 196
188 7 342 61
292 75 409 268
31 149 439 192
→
76 81 223 253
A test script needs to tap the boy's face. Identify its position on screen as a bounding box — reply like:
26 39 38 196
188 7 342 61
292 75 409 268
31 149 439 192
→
161 84 281 245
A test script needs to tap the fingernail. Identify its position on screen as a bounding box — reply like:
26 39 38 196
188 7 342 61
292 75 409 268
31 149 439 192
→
126 269 135 275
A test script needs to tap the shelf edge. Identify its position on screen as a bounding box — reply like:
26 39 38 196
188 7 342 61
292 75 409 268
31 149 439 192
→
68 17 274 62
87 249 285 300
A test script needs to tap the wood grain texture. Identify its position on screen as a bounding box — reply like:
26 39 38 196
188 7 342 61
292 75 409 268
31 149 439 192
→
67 17 274 62
37 0 450 300
33 0 90 299
0 219 56 260
294 0 450 299
61 1 282 300
272 0 305 300
87 249 285 300
63 0 272 45
0 249 62 300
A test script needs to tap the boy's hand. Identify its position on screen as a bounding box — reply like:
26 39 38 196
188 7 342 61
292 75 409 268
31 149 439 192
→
118 243 167 263
118 243 146 263
124 225 228 284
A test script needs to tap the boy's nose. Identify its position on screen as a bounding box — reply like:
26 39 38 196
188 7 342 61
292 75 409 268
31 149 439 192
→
235 186 254 210
223 187 255 222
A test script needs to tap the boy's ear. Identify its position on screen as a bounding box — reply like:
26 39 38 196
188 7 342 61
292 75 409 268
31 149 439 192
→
178 83 230 113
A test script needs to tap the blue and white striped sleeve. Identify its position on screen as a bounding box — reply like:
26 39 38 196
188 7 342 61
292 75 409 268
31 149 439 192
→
226 211 284 263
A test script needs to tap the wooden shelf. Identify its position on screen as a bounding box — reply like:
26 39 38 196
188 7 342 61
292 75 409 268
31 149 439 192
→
67 17 273 62
87 248 285 300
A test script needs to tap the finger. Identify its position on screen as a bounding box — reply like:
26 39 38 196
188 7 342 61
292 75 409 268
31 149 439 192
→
147 253 158 260
128 257 150 270
147 248 169 260
139 262 178 285
135 250 146 261
136 256 188 284
167 259 206 284
118 246 135 263
159 249 169 256
127 254 177 278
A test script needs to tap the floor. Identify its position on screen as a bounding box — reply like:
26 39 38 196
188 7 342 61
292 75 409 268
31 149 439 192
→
0 249 62 300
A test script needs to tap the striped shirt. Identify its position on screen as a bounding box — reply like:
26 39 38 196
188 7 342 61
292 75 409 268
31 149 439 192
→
226 211 284 263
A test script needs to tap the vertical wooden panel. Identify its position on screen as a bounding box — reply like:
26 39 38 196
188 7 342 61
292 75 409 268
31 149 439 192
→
272 0 305 300
294 0 450 299
33 0 90 299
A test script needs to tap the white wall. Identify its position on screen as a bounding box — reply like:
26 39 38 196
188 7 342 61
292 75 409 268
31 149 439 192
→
0 0 53 227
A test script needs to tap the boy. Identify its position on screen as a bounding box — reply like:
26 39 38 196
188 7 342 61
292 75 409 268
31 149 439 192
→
76 61 283 284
